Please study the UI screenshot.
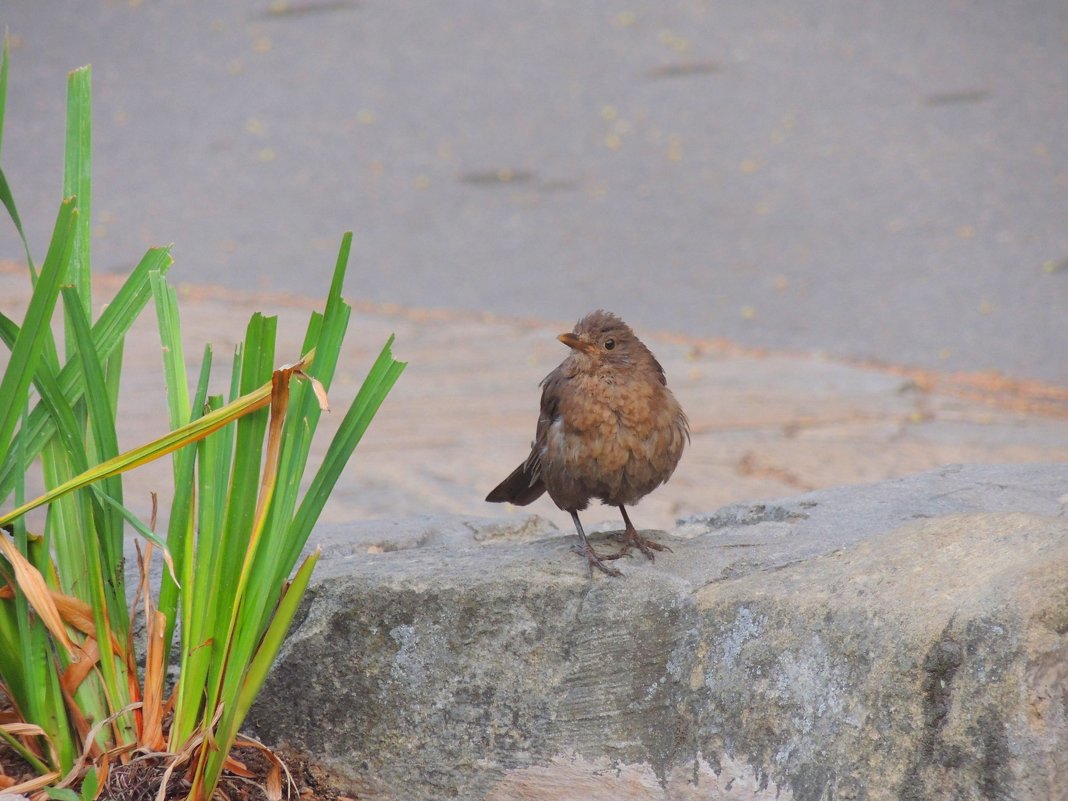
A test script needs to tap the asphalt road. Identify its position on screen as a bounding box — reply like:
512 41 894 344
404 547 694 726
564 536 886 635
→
2 0 1067 382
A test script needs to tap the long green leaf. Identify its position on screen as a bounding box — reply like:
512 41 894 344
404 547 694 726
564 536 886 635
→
61 290 133 745
63 66 91 323
0 247 173 502
0 167 34 271
39 438 112 739
201 549 320 792
0 198 76 469
166 352 216 747
9 409 76 772
0 403 28 725
91 488 175 581
311 230 353 391
0 361 299 529
200 321 277 732
151 270 190 432
103 338 124 440
255 236 352 600
150 268 194 660
62 287 124 562
209 315 275 650
210 363 298 736
0 312 90 479
0 724 50 776
287 336 405 561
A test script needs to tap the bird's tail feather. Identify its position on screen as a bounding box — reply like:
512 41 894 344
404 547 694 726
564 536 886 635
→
485 462 546 505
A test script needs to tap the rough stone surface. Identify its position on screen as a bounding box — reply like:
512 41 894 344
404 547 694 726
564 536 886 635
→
249 463 1068 800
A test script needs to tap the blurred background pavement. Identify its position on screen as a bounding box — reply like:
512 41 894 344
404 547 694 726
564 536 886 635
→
2 0 1066 381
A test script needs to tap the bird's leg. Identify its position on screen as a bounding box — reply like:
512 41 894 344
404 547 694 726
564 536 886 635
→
613 505 673 561
570 511 623 578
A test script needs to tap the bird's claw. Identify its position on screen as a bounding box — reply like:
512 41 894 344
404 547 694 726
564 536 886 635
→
612 529 673 561
571 542 624 577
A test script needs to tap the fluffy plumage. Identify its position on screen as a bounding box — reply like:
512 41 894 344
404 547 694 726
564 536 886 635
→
486 310 688 576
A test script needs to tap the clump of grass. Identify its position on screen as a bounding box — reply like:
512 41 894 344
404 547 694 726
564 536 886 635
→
0 42 404 800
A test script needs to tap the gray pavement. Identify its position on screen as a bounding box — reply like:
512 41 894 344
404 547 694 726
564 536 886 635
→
2 1 1067 382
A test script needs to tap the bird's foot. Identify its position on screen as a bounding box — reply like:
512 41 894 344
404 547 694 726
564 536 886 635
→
611 527 673 561
571 542 624 578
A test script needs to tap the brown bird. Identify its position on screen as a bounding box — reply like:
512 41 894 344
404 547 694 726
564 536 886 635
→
486 310 689 577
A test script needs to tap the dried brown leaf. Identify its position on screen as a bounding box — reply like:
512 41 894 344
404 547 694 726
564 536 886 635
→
59 639 99 698
0 537 74 656
0 723 46 737
141 610 167 751
55 702 142 789
1 770 60 794
220 755 253 778
232 736 293 801
296 369 330 412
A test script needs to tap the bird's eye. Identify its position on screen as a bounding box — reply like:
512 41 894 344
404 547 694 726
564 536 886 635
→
603 338 615 350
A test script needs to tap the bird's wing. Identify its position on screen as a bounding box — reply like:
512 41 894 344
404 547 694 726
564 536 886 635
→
529 366 565 472
651 355 668 385
484 366 564 506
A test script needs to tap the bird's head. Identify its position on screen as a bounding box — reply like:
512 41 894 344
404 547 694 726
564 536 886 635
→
557 310 651 373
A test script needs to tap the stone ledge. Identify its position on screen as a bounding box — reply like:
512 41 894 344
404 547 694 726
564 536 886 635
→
247 463 1068 800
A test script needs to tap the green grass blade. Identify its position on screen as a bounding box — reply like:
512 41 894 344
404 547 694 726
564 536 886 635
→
0 198 76 469
0 725 50 776
166 354 216 746
197 392 232 558
200 321 276 721
62 66 91 321
0 311 89 479
171 351 243 747
159 346 213 669
0 247 173 503
150 270 190 432
256 236 354 594
91 487 174 577
209 316 275 642
312 231 353 391
151 267 195 658
104 337 124 431
0 369 280 530
240 551 319 714
61 294 133 738
39 441 116 742
287 337 405 561
0 167 34 271
20 610 74 771
0 402 28 716
61 286 125 568
210 370 295 722
202 549 320 791
7 417 76 772
0 594 23 698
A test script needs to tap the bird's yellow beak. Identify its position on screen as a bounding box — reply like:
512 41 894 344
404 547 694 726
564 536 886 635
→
558 332 596 354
